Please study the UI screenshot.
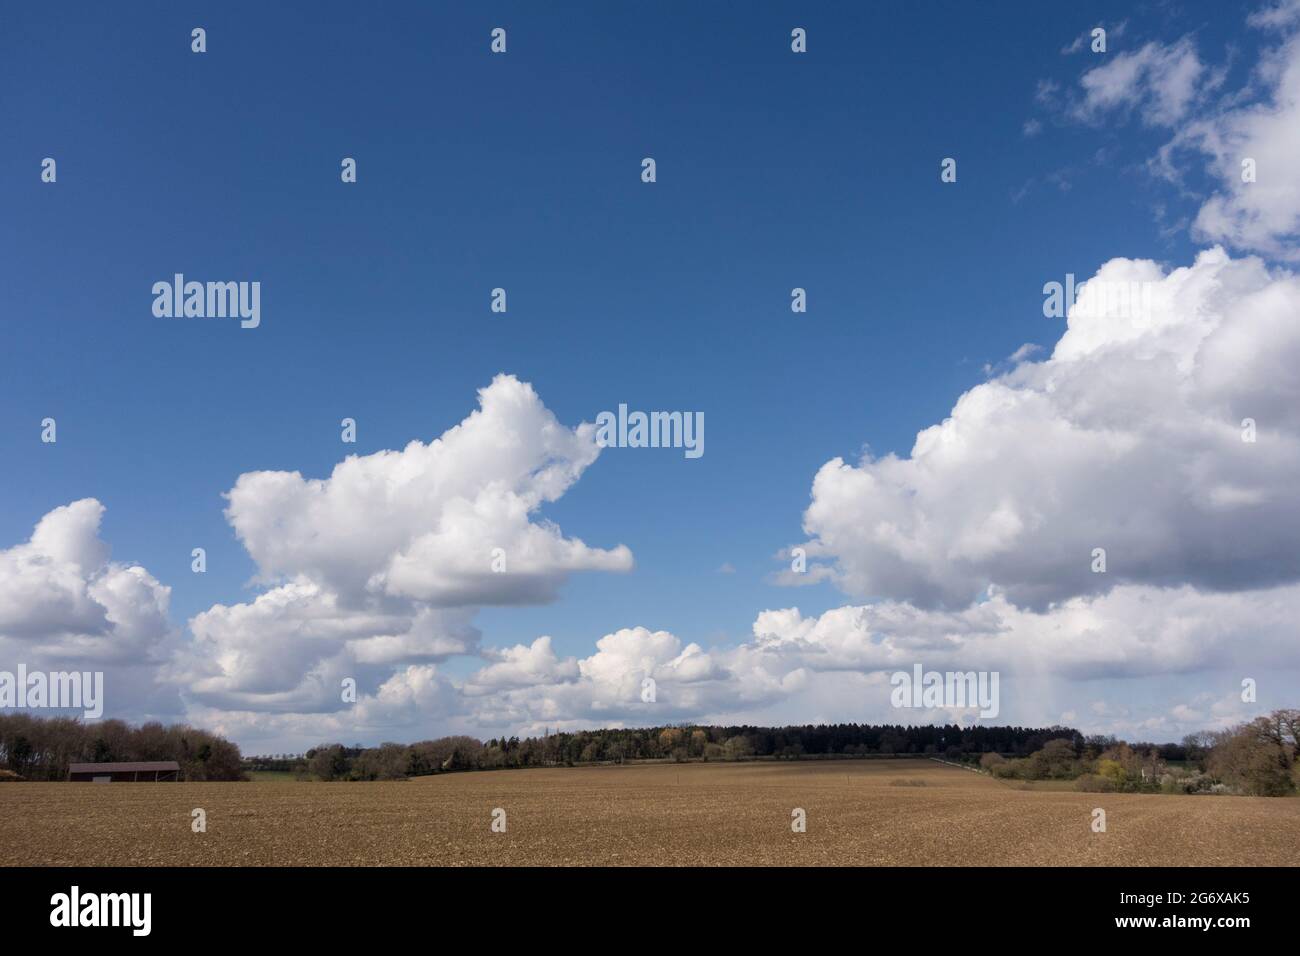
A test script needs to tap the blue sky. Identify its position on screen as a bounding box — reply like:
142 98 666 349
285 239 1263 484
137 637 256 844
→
3 1 1299 751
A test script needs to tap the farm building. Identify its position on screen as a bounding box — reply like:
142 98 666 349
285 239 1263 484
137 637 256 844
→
68 761 180 783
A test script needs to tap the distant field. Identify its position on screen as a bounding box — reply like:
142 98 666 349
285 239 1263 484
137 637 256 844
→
2 759 1297 866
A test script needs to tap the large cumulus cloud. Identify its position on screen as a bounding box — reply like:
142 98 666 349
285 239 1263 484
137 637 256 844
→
791 248 1300 609
170 374 633 715
0 499 179 715
224 373 632 605
0 499 171 663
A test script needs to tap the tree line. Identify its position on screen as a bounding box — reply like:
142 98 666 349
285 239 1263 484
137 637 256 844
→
11 709 1291 795
278 722 1084 781
0 713 244 781
980 709 1300 797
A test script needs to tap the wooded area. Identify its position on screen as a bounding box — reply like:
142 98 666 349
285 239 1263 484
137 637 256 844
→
255 722 1084 781
7 709 1294 797
0 714 243 781
983 709 1300 796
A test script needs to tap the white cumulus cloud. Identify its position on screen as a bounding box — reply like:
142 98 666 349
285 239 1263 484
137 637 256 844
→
793 248 1300 610
172 374 633 716
0 499 171 664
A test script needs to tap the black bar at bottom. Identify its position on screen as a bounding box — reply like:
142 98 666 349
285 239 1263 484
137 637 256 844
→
0 866 1281 940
